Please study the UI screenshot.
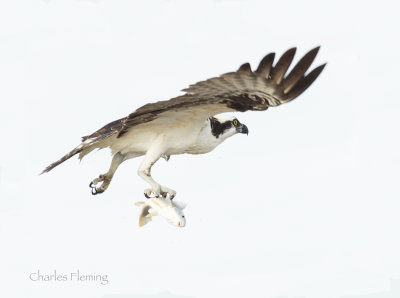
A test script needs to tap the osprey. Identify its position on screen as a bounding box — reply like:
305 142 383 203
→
42 47 326 199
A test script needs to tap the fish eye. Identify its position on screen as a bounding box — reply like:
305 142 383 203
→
233 119 238 126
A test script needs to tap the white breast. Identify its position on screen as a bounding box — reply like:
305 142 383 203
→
109 116 226 156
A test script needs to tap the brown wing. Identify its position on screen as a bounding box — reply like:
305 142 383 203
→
117 46 326 137
41 47 325 174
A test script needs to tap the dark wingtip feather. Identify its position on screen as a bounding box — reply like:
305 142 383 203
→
237 62 252 73
270 47 297 85
287 63 327 100
309 45 321 53
283 46 321 94
255 52 275 78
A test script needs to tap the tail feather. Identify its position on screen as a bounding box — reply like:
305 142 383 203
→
40 144 85 174
41 117 123 175
40 136 103 174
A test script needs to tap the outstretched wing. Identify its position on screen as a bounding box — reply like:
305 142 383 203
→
42 47 325 174
115 46 326 137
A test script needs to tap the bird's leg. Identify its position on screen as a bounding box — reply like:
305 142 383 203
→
89 152 125 195
138 146 176 199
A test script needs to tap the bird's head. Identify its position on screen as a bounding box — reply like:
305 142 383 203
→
209 115 248 140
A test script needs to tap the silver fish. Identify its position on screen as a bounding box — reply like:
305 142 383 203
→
134 197 186 227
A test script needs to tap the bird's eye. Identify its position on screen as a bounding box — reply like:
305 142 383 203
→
182 215 185 218
233 120 238 126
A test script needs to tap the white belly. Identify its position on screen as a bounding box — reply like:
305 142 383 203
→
110 120 216 156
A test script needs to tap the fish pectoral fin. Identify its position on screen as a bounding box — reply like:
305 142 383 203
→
145 212 158 218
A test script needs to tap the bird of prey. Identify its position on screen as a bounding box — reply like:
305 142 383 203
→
42 47 326 199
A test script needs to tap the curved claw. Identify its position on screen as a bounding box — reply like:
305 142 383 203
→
144 187 175 199
161 192 175 200
89 182 103 195
143 192 175 200
89 182 97 195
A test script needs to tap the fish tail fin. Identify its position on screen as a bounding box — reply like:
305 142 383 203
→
138 206 152 227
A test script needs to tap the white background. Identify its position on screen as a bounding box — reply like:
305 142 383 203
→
0 1 399 298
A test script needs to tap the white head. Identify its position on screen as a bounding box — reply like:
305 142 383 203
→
209 114 248 141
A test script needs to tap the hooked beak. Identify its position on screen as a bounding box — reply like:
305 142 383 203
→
237 124 249 135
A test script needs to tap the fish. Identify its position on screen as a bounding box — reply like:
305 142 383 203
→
134 197 186 227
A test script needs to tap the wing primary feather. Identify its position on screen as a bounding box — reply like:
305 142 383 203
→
283 46 320 94
237 62 252 74
287 63 327 101
270 47 297 85
117 48 326 136
255 52 275 78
